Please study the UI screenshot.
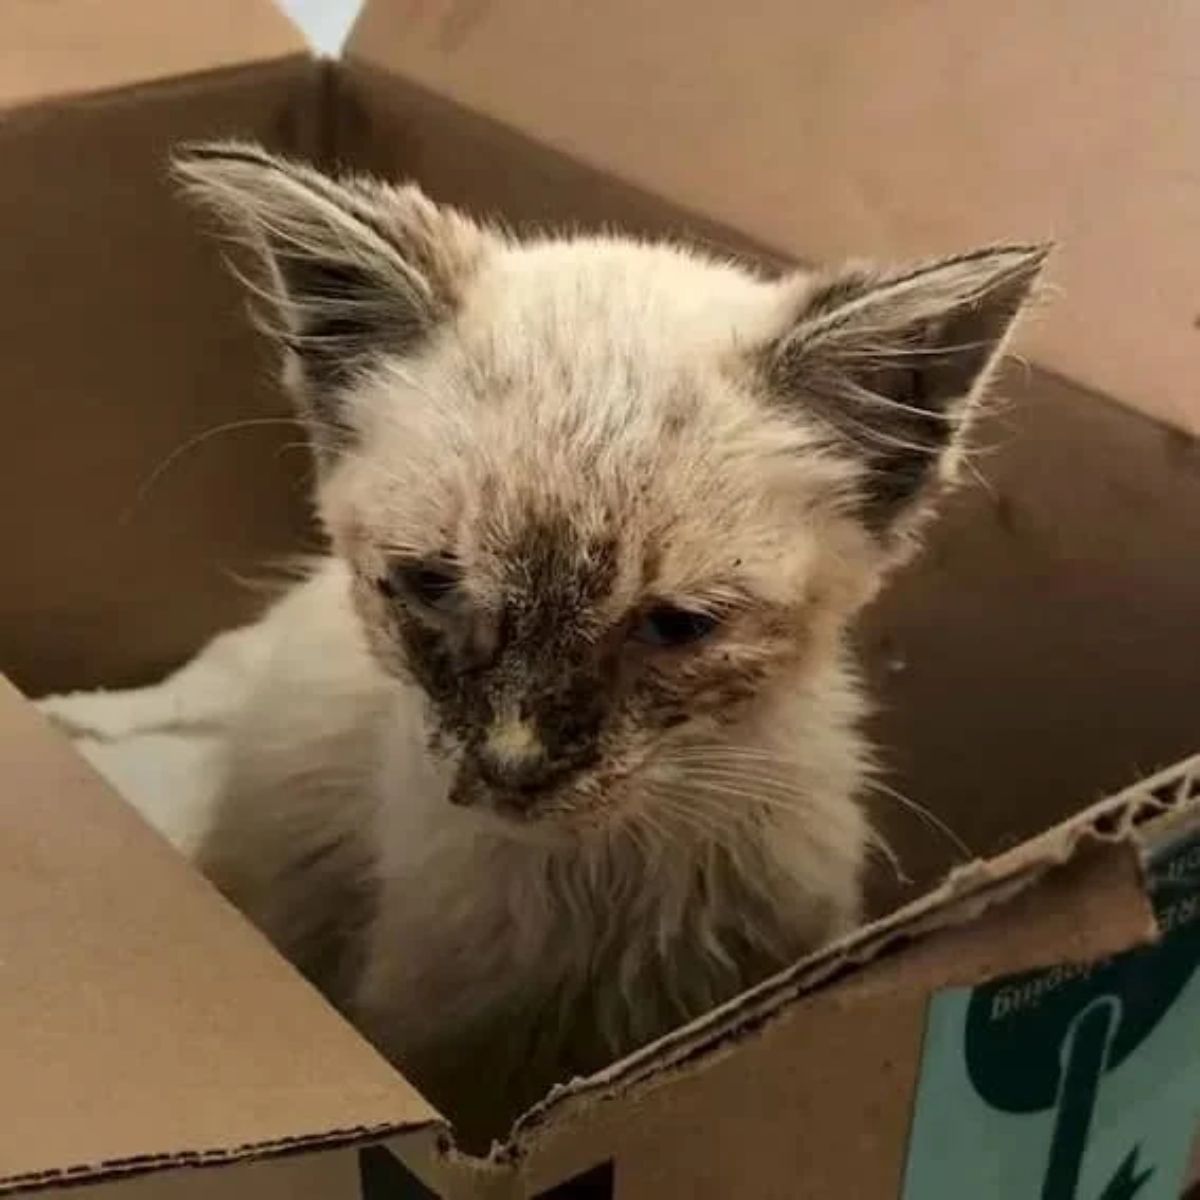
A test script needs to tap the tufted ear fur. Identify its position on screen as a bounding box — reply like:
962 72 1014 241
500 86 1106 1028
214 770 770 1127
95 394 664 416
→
173 141 485 458
762 244 1049 536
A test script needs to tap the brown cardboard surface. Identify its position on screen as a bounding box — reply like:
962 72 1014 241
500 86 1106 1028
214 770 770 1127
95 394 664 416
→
333 63 781 264
0 60 323 696
347 0 1200 435
0 0 307 112
49 1151 360 1200
0 679 440 1193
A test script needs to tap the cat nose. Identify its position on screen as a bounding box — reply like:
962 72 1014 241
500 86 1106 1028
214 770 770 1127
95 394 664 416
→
486 713 541 763
475 716 554 795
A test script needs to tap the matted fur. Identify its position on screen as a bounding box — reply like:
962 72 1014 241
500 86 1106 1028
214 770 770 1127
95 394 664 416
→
175 142 1046 1148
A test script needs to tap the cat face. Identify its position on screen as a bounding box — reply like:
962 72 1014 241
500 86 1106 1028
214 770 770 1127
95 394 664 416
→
321 235 876 823
176 141 1046 826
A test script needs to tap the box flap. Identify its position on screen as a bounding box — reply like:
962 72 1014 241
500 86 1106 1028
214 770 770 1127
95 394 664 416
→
506 754 1199 1164
498 845 1153 1198
347 0 1200 435
0 679 442 1194
1 0 308 112
393 760 1196 1196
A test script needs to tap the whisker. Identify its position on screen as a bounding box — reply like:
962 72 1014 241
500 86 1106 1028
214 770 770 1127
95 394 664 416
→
658 780 808 819
647 795 723 839
644 790 733 842
668 769 818 807
668 743 795 761
867 827 911 886
866 778 973 861
664 747 967 863
636 804 694 857
122 416 310 524
674 762 808 784
620 811 655 865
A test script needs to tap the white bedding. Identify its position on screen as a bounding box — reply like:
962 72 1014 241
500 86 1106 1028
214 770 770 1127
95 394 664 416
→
35 625 269 857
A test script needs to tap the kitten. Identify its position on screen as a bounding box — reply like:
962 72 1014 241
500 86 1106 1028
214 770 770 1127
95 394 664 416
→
174 141 1045 1148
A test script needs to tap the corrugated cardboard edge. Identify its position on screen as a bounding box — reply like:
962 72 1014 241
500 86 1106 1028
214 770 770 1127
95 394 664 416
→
503 752 1200 1152
0 681 452 1196
0 1124 445 1197
379 1135 519 1200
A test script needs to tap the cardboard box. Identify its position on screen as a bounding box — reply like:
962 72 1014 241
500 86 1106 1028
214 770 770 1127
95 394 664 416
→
3 2 1200 1196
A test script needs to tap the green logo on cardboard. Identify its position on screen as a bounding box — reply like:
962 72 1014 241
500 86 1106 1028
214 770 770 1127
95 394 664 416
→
963 837 1200 1199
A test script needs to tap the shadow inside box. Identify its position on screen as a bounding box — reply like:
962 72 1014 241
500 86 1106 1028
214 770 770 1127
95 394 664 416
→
359 1148 615 1198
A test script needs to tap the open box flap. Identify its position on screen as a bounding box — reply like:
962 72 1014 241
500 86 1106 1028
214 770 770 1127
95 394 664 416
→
0 680 445 1194
346 0 1200 435
496 756 1199 1186
381 759 1197 1197
491 848 1155 1197
0 0 308 113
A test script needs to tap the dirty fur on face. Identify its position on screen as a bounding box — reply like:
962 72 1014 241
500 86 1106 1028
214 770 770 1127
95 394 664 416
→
175 140 1048 1150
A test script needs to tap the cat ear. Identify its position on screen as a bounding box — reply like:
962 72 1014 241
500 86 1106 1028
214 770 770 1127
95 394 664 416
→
173 141 483 454
762 244 1049 536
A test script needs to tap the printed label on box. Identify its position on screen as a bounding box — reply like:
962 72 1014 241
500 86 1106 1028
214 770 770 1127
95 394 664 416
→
903 823 1200 1200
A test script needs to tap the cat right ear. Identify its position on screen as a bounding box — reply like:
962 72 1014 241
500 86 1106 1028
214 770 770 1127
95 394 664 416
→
172 141 483 457
761 244 1049 543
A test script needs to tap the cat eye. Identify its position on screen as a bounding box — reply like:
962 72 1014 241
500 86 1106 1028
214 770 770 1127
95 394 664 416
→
380 560 462 612
631 604 720 648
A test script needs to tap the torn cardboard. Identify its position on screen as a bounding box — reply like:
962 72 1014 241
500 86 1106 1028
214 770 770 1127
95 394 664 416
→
2 0 1199 1195
0 679 440 1196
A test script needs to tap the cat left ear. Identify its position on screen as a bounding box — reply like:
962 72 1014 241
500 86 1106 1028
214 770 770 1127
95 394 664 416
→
763 244 1049 535
173 141 484 458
